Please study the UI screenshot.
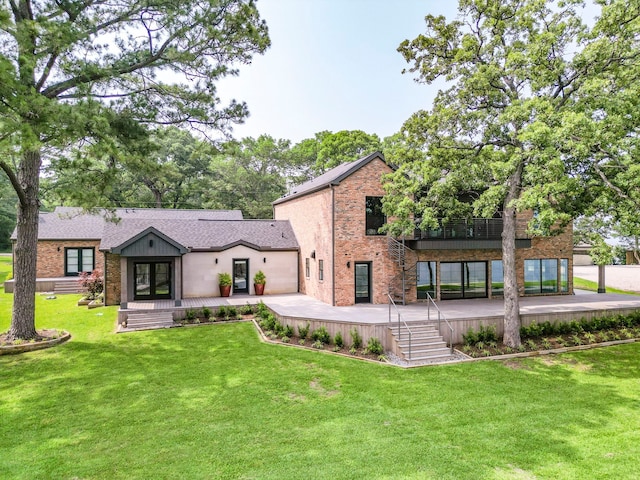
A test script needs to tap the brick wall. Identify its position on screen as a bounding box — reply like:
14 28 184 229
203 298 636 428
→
104 252 121 306
274 188 334 304
333 158 401 306
31 240 103 278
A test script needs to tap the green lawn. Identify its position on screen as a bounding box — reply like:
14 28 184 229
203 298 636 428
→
574 276 640 295
0 255 11 287
1 294 640 479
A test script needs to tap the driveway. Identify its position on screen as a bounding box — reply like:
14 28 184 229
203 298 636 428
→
574 265 640 292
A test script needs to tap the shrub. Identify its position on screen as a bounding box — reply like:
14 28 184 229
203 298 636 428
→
256 301 269 318
226 306 237 317
240 304 254 315
298 338 306 345
349 346 357 355
260 314 276 331
541 338 552 350
218 272 232 287
298 323 310 339
281 336 290 343
283 325 294 338
462 328 478 346
366 337 384 355
334 331 344 348
525 339 537 350
311 326 331 345
216 306 228 318
312 340 324 349
350 328 362 349
185 309 197 321
202 307 212 320
78 267 104 300
273 320 284 335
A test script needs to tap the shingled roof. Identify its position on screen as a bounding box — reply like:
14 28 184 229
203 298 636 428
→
272 151 387 205
100 219 298 252
13 207 244 240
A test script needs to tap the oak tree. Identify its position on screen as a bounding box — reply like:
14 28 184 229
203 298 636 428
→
384 0 640 347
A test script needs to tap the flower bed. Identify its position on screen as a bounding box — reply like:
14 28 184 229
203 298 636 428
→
459 312 640 358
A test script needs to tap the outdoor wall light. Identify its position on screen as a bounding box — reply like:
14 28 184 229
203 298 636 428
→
346 261 351 268
57 246 61 252
215 258 218 264
263 257 266 263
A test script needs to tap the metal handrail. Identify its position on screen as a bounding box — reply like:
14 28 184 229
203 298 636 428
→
387 293 413 359
425 292 454 354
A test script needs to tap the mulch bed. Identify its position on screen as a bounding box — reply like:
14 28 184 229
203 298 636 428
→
0 329 70 355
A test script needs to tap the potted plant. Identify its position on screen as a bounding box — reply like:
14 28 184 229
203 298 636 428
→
218 272 232 297
253 270 266 296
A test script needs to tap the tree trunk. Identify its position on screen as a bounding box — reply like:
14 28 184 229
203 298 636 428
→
8 149 42 341
502 166 523 348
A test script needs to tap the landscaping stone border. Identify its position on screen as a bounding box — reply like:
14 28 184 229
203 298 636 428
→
0 330 71 356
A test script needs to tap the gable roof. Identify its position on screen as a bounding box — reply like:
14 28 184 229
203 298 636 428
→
13 207 244 241
100 219 299 252
272 151 388 205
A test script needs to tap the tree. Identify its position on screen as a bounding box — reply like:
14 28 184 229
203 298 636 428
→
0 0 270 340
0 172 17 251
384 0 639 347
205 135 291 218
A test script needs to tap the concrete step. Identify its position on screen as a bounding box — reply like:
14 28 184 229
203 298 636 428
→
407 351 457 363
398 339 447 349
125 312 174 329
54 281 83 294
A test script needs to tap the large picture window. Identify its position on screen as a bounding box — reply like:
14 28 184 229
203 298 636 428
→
491 260 504 296
560 258 569 292
524 259 558 294
65 247 94 276
417 261 436 299
440 261 487 300
365 196 385 235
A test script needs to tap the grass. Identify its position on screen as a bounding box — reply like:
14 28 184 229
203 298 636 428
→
574 276 640 295
2 294 640 478
0 255 11 287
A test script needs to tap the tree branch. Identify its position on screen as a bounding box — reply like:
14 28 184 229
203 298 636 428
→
0 160 27 206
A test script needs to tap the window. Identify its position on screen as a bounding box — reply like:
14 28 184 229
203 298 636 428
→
440 261 487 300
560 258 569 292
524 259 558 294
365 196 385 235
491 260 503 296
319 260 324 281
417 261 436 299
65 247 94 276
305 258 310 278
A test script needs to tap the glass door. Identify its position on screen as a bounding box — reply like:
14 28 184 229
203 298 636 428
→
233 259 249 294
354 262 371 303
134 262 171 299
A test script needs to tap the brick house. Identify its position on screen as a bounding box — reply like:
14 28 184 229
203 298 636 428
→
274 152 573 306
8 207 299 306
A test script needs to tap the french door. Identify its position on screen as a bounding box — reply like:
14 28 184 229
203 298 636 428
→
233 259 249 294
134 262 171 299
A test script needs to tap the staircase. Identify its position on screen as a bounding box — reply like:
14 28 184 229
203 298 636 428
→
123 312 174 330
389 322 454 364
387 236 418 305
54 279 84 294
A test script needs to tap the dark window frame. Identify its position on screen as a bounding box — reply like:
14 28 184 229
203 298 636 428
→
133 261 172 300
305 258 310 278
318 259 324 281
365 196 386 236
64 247 95 276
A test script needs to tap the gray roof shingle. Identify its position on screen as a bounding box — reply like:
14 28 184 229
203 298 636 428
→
100 219 298 251
13 207 244 240
273 151 386 205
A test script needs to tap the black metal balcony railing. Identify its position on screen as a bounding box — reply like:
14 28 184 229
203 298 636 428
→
414 218 531 241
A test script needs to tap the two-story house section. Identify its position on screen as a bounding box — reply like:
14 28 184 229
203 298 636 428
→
273 152 402 306
274 152 574 306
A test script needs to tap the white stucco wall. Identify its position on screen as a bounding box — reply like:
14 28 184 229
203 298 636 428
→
182 246 299 297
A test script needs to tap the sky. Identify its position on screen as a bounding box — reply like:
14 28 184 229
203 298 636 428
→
217 0 457 143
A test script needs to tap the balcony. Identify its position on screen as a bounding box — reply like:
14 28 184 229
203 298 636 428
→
407 217 532 250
